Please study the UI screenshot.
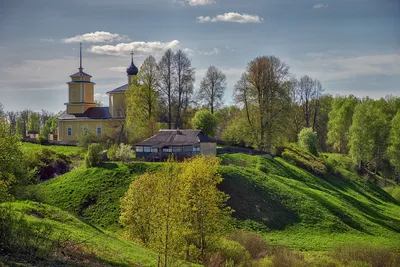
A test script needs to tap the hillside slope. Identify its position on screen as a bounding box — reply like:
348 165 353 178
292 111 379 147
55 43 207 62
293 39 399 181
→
25 152 400 251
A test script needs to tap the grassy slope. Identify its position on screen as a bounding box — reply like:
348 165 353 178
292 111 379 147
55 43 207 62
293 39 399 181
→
1 200 157 267
219 153 400 250
21 142 83 157
24 151 400 253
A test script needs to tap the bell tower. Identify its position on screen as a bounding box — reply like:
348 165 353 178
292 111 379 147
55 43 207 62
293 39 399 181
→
65 43 97 114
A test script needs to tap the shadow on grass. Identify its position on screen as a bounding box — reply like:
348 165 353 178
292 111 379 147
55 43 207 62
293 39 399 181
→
219 166 299 230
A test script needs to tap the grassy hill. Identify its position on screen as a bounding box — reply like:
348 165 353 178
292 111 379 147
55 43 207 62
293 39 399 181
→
23 148 400 254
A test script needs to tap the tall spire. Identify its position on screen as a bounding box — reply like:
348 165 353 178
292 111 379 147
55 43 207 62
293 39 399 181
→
79 43 83 73
130 50 134 64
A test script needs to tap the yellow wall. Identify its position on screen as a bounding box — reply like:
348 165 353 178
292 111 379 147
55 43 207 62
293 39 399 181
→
200 143 217 155
71 76 91 82
109 92 126 118
67 105 83 114
58 119 123 141
83 84 94 103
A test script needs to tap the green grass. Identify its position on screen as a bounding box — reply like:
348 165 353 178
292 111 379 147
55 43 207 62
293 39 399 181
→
23 151 400 253
0 200 158 267
385 185 400 202
21 142 84 158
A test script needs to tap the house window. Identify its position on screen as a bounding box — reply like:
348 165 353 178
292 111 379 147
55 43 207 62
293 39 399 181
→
67 125 72 136
144 147 151 153
183 146 192 152
136 146 144 152
193 145 200 152
173 146 182 152
151 147 158 153
96 125 102 136
163 147 172 153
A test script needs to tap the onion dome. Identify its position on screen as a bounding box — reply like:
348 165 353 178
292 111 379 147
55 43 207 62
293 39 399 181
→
126 51 138 75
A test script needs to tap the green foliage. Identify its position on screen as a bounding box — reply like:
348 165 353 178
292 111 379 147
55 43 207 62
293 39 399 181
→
191 109 218 138
120 156 231 264
327 95 359 153
116 143 134 162
281 145 327 177
349 99 387 170
107 143 118 161
27 148 71 181
27 112 41 133
206 237 252 267
40 114 58 139
298 127 318 156
77 130 103 150
388 111 400 173
85 143 104 168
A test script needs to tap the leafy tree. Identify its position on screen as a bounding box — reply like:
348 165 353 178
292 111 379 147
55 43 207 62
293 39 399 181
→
27 112 41 133
327 95 359 153
116 143 134 162
234 56 291 151
298 127 318 156
348 99 386 171
126 57 159 142
84 143 103 168
191 110 218 138
214 106 240 140
197 66 226 114
40 114 58 139
388 111 400 174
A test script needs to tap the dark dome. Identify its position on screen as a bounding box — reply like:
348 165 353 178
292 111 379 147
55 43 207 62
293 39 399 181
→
127 60 139 76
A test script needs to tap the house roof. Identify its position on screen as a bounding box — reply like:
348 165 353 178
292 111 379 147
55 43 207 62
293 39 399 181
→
136 129 216 147
58 107 112 121
107 83 129 94
70 71 92 78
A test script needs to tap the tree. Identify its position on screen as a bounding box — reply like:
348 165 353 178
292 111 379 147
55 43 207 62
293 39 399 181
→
197 66 226 114
388 111 400 175
214 106 240 140
84 143 104 168
126 57 159 142
191 110 218 138
41 114 58 138
348 99 386 171
19 109 32 136
298 127 318 156
173 49 195 129
6 111 18 135
327 95 359 153
234 56 291 151
27 112 41 133
158 49 175 129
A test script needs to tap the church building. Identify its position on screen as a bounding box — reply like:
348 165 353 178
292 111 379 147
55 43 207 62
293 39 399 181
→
57 44 138 142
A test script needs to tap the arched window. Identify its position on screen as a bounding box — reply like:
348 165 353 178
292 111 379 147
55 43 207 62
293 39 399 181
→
96 124 102 136
67 125 72 136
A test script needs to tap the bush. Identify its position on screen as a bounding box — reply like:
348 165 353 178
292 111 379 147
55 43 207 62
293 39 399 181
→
227 230 268 259
85 144 104 168
116 143 134 162
271 247 307 267
331 245 400 267
206 237 252 267
28 148 71 181
107 144 118 161
298 127 318 156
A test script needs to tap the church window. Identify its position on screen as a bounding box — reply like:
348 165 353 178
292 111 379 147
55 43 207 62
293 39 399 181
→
67 126 72 136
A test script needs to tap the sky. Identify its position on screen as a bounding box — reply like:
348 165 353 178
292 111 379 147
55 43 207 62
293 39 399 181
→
0 0 399 113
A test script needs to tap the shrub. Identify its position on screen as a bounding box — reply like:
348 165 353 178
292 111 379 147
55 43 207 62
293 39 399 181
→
107 144 118 161
206 237 252 267
271 247 307 267
116 143 134 162
227 230 268 259
85 144 104 168
331 245 400 267
298 127 318 156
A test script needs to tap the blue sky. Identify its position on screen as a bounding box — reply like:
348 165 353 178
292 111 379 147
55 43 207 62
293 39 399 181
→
0 0 399 113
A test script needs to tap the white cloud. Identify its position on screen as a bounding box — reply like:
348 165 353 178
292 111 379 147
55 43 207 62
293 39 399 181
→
173 0 216 5
62 31 130 44
183 48 195 57
94 93 108 98
197 12 263 23
88 40 181 56
288 53 400 82
313 4 328 9
200 48 220 56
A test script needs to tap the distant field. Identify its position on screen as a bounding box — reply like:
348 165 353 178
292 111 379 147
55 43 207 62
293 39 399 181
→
21 142 84 157
24 151 400 252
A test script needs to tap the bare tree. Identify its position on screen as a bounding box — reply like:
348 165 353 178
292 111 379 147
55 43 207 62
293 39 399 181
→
158 49 175 129
6 111 18 135
197 66 226 114
173 50 195 129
